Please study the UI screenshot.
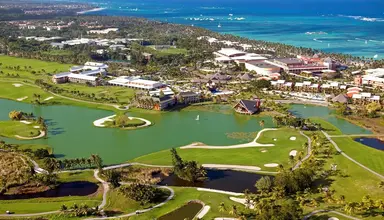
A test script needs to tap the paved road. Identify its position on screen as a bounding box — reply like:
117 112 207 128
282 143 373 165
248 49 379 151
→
322 131 384 180
293 131 312 170
303 209 360 220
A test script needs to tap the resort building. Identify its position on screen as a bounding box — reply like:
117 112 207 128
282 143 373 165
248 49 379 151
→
356 68 384 89
265 58 329 74
214 48 267 64
108 76 164 90
244 60 282 76
52 62 108 86
137 95 176 111
233 99 261 115
177 92 201 104
87 28 119 34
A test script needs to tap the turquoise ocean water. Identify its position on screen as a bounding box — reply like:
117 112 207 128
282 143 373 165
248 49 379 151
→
74 0 384 58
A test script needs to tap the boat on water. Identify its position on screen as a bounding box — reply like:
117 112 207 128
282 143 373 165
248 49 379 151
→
218 23 222 28
196 115 200 121
374 54 378 59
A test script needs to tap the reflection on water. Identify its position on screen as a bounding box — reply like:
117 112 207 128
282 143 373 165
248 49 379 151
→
0 181 99 200
354 138 384 151
159 169 268 193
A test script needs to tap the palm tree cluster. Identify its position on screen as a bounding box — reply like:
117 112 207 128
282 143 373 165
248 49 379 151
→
170 148 207 183
344 195 384 215
43 154 103 173
60 203 101 217
119 183 164 205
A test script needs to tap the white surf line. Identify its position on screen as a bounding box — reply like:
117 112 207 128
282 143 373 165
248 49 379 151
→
16 96 28 101
43 96 54 101
197 188 244 196
93 115 116 127
180 128 277 149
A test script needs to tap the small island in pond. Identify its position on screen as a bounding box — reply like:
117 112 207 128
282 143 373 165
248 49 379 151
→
0 111 47 140
93 114 151 129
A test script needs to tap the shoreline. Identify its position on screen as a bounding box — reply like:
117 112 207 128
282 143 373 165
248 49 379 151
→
77 7 107 15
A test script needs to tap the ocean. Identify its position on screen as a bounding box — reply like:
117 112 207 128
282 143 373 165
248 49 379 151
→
77 0 384 58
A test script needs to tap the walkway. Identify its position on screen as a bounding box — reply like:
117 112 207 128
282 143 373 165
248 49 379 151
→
180 128 277 149
303 210 360 220
322 131 384 180
15 130 46 140
292 131 312 170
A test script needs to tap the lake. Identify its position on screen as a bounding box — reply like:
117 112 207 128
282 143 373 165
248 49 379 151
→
0 99 271 164
0 99 371 164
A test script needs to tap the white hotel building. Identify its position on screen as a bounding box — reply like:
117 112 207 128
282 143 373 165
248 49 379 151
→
108 76 164 90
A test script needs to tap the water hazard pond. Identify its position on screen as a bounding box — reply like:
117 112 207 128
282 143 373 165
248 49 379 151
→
0 99 371 164
354 138 384 151
0 181 98 200
159 169 267 193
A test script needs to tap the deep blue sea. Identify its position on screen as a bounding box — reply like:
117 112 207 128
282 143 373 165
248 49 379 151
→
76 0 384 58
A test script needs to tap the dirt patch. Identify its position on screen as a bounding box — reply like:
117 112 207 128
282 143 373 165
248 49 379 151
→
118 166 172 185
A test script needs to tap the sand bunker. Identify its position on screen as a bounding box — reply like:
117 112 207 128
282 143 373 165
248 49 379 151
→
44 96 54 101
261 150 267 153
264 163 279 167
290 137 296 141
289 150 298 157
12 83 23 87
20 120 32 124
273 138 277 141
33 126 40 129
328 218 339 220
17 96 28 101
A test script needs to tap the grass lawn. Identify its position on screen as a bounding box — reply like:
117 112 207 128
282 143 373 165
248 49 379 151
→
332 137 384 174
0 171 102 214
0 120 41 139
104 117 146 128
132 128 307 171
128 187 240 220
0 81 120 112
0 55 72 81
310 117 343 135
56 83 135 104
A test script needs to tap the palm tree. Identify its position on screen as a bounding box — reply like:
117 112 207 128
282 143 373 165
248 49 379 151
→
375 199 384 211
344 202 358 214
339 195 345 204
228 205 237 216
218 202 226 213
